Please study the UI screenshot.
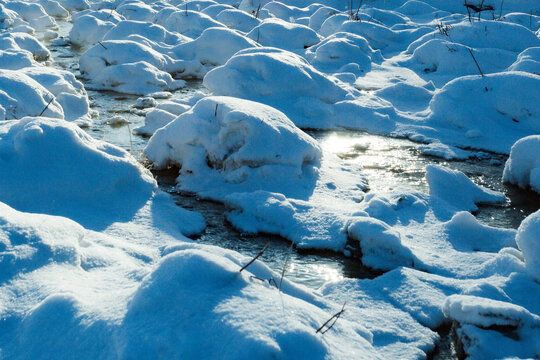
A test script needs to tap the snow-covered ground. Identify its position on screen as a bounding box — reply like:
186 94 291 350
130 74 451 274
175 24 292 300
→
1 0 539 358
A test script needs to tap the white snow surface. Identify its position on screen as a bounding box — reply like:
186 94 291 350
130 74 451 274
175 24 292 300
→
503 135 540 193
1 0 540 359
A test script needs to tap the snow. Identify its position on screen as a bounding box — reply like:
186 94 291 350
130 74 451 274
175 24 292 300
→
426 71 540 153
503 135 540 193
0 117 157 227
203 47 358 128
145 96 321 197
246 17 321 52
426 164 506 211
1 0 540 358
516 210 540 282
79 39 186 94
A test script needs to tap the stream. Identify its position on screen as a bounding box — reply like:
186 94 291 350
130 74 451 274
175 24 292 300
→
45 19 540 360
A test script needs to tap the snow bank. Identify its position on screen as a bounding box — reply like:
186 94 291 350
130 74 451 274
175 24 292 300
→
426 164 505 211
145 96 321 197
0 117 156 226
503 135 540 193
516 210 540 282
1 206 379 359
427 72 540 153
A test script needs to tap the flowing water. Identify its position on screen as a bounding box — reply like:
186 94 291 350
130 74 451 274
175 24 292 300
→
45 20 540 360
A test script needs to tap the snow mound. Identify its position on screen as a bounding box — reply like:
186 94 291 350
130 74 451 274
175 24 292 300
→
4 1 56 30
0 69 63 120
116 1 156 22
162 9 225 38
79 40 185 94
405 38 515 81
145 96 321 197
246 18 321 52
444 211 516 252
503 135 540 193
408 20 540 55
347 217 417 271
307 32 377 75
172 26 258 79
216 8 260 33
427 72 540 153
69 13 118 47
119 247 377 359
21 67 92 126
135 100 191 135
509 47 540 76
0 117 156 226
102 20 188 47
0 32 50 61
203 47 354 128
516 210 540 282
426 164 505 211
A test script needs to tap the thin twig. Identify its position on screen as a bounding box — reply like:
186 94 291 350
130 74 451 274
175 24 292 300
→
98 41 107 50
279 242 293 291
239 243 269 272
354 0 364 20
498 0 504 19
467 47 484 76
39 97 55 116
268 277 278 289
255 2 261 19
214 103 218 117
316 302 347 334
